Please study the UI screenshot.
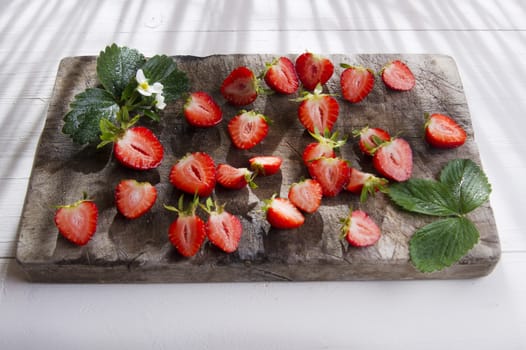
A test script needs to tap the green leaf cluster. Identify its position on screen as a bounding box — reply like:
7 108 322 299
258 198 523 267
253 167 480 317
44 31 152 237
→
62 44 189 145
388 159 491 272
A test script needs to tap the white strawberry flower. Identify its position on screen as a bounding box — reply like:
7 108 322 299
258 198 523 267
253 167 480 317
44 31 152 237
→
154 93 166 110
136 69 164 96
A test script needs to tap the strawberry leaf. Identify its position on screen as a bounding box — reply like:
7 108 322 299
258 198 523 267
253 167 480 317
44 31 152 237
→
141 55 189 102
388 179 460 216
62 88 119 145
439 159 491 214
409 217 479 272
96 44 146 99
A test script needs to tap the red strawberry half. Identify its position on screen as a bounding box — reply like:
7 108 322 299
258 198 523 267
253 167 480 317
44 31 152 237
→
115 179 157 219
54 194 98 246
373 138 413 182
307 157 350 197
340 209 381 247
302 130 346 166
165 195 206 258
113 126 164 170
216 163 256 190
346 168 388 202
263 196 305 229
183 91 223 127
381 60 415 91
249 156 282 176
169 152 216 197
202 198 243 253
353 126 391 156
263 56 299 94
227 110 269 150
295 52 334 91
424 113 467 148
288 179 323 214
220 66 258 106
295 84 339 134
340 64 375 103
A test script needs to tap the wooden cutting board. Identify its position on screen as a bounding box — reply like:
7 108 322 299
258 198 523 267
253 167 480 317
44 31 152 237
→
16 54 501 282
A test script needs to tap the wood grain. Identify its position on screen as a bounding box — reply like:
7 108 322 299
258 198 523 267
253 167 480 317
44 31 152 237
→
15 54 500 282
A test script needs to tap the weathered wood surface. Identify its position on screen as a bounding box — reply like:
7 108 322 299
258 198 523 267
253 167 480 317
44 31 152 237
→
15 54 500 282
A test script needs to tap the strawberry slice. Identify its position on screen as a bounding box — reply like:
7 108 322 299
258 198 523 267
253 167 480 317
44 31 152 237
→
373 138 413 182
202 198 243 253
113 126 164 170
263 56 299 94
295 84 339 134
216 163 256 190
353 126 391 156
169 152 216 197
345 168 388 202
227 110 269 149
220 66 258 106
115 179 157 219
302 130 346 166
165 195 206 257
295 52 334 91
307 157 350 197
424 113 467 148
340 209 381 247
263 196 305 229
340 64 375 103
249 156 282 176
183 91 223 127
288 179 323 214
381 60 415 91
54 194 98 246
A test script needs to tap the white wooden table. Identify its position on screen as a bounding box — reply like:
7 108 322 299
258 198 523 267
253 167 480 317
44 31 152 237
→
1 0 525 348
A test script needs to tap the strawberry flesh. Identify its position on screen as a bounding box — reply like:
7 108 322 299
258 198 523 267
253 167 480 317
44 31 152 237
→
307 157 350 197
227 110 269 150
169 152 216 197
340 66 375 103
169 214 206 257
381 60 415 91
373 138 413 182
113 126 164 170
216 163 253 190
425 113 467 148
265 197 305 229
288 179 323 214
206 211 243 253
356 127 391 156
115 179 157 219
298 94 339 134
264 57 299 94
295 52 334 91
249 156 282 176
220 66 258 106
342 210 381 247
54 200 98 246
183 91 223 127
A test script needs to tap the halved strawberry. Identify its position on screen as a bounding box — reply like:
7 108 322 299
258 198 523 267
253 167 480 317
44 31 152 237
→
169 152 216 197
381 60 415 91
424 113 467 148
307 157 350 197
340 64 375 103
227 110 269 149
263 56 299 94
302 130 346 166
201 198 243 253
216 163 256 190
220 66 258 106
115 179 157 219
295 52 334 91
113 126 164 170
340 209 381 247
183 91 223 127
54 194 98 246
288 179 323 214
295 84 339 133
353 126 391 156
263 196 305 229
165 195 206 257
345 168 388 202
249 156 282 176
373 138 413 182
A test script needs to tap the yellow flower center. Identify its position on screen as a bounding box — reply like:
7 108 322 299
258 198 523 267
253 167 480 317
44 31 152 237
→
140 81 150 90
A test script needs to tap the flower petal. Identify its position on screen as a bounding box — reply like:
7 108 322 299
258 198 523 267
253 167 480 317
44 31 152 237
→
136 69 146 84
151 82 164 94
155 94 166 110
